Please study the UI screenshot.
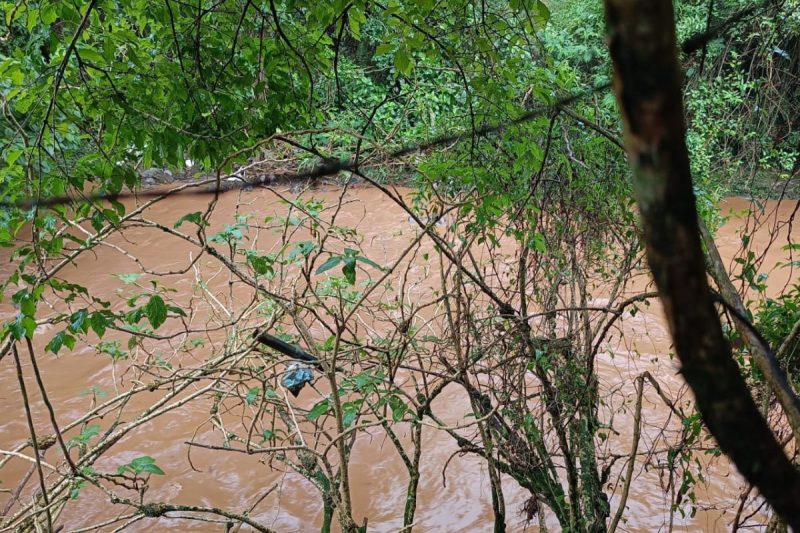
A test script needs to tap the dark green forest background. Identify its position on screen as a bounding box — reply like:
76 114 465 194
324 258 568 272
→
2 0 800 531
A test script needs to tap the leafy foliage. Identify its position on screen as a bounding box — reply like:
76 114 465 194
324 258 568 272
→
2 0 799 531
117 455 165 476
755 285 800 383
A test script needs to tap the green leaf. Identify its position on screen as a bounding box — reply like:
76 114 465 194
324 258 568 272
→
307 398 330 421
389 396 409 421
348 11 361 39
126 456 165 475
6 148 23 166
69 309 89 333
527 232 547 253
13 289 36 317
69 425 101 446
174 212 206 229
342 407 358 427
288 241 316 260
46 331 76 354
40 3 58 24
245 387 261 405
99 340 127 360
342 259 356 285
167 305 187 317
246 252 274 276
144 295 167 329
316 256 342 275
356 255 383 271
115 273 142 284
0 227 12 246
394 48 413 75
77 46 105 64
532 0 550 26
64 333 76 350
12 316 37 339
70 483 84 500
46 331 65 354
90 312 108 337
79 385 109 398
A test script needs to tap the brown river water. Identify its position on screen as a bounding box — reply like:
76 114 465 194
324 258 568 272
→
0 187 797 532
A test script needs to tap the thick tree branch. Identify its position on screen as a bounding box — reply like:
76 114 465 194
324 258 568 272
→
699 218 800 443
603 0 800 527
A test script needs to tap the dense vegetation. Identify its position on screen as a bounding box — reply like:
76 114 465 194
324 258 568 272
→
1 0 799 531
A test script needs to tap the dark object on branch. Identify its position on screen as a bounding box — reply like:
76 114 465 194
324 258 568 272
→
252 330 319 364
603 0 800 528
281 363 315 397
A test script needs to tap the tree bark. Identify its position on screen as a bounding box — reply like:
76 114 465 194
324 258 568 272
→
698 217 800 444
602 0 800 528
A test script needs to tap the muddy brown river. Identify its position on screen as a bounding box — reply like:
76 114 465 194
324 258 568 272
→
0 187 797 532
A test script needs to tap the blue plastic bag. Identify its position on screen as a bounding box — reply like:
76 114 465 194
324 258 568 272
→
282 363 314 397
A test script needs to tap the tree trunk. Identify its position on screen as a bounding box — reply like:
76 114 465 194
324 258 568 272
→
698 217 800 444
602 0 800 528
